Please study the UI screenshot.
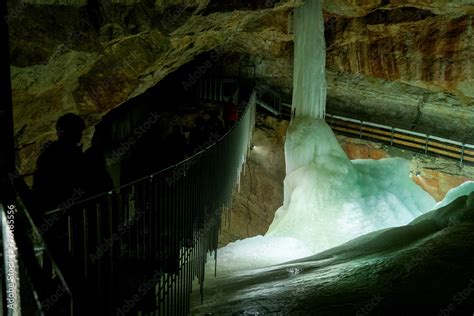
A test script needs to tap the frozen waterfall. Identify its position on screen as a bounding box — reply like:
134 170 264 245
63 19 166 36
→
292 0 326 119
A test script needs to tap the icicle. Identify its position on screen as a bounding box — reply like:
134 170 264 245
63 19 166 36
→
292 0 327 119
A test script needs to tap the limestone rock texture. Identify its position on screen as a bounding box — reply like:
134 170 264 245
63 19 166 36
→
324 1 474 142
219 115 288 247
8 0 299 176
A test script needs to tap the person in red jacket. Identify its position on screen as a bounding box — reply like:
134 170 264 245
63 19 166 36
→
223 97 237 131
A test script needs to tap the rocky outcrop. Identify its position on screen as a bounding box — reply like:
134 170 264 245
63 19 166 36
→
326 70 474 143
219 115 288 246
323 1 474 143
8 0 298 175
325 10 473 101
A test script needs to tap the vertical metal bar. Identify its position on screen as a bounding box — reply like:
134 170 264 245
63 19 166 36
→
107 194 114 311
214 79 217 101
460 143 465 166
211 79 214 100
424 135 429 154
220 80 223 101
82 208 88 279
143 180 147 262
0 0 15 204
390 127 394 146
199 80 202 99
95 202 101 296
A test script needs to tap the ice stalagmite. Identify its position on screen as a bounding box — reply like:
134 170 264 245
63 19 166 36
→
265 117 435 252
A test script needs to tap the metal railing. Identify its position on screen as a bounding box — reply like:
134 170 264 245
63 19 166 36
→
39 90 256 315
326 114 474 166
0 196 74 316
255 84 282 118
197 79 239 103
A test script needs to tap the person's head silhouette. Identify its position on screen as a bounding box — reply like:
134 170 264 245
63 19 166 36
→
56 113 86 145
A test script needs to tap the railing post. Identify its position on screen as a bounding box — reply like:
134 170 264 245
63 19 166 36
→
0 0 16 204
390 127 394 146
424 135 429 154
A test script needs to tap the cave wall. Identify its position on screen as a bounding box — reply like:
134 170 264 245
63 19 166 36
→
8 0 299 176
8 0 474 179
219 115 288 246
324 2 474 143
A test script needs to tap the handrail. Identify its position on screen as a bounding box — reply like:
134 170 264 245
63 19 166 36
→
1 196 74 315
37 89 256 315
46 90 255 216
326 113 474 165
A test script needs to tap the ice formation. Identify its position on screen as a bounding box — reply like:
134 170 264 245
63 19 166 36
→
266 117 435 252
292 0 326 119
209 118 436 274
433 180 474 209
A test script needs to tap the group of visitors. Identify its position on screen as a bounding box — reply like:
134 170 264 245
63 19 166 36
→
33 113 113 215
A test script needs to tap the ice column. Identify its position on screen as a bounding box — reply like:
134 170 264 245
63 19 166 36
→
292 0 327 119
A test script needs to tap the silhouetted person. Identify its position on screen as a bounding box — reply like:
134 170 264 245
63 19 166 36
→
33 113 86 214
83 129 113 197
32 113 86 287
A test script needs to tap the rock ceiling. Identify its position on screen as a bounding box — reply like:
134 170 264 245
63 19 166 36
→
7 0 473 175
